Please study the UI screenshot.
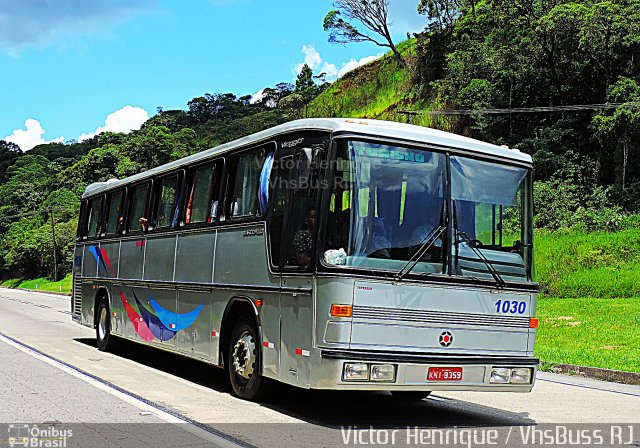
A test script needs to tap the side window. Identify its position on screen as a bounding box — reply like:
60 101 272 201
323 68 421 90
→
128 183 150 232
153 174 179 229
268 156 294 267
78 200 88 238
325 147 351 253
283 150 317 269
104 190 125 235
86 197 103 238
185 162 221 225
284 196 316 269
227 148 266 219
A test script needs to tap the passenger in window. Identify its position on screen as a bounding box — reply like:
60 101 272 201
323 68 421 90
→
139 216 148 232
292 208 316 266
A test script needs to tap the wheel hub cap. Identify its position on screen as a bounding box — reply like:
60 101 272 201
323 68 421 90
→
98 308 107 340
232 332 255 380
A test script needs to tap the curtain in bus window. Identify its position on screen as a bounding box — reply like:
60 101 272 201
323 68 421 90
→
156 176 178 228
105 191 124 235
130 185 149 232
258 149 275 217
231 150 265 218
87 197 103 237
186 165 215 224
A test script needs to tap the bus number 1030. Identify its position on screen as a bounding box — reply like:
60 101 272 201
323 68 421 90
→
495 300 527 315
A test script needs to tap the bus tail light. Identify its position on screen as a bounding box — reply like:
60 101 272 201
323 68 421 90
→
529 318 539 328
330 304 353 318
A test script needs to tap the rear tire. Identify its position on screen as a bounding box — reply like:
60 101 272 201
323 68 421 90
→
390 391 431 401
227 315 271 401
96 298 114 352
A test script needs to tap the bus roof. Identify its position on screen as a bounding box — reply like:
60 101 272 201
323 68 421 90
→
83 118 533 198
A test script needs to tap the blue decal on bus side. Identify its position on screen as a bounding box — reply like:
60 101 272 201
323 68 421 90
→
148 293 203 332
132 291 177 341
89 245 108 274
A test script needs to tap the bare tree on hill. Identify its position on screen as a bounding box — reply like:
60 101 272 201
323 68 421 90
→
323 0 405 66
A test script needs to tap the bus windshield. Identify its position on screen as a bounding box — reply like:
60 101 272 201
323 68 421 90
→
323 140 534 284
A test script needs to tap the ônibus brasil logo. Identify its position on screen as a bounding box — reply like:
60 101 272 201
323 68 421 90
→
7 424 72 447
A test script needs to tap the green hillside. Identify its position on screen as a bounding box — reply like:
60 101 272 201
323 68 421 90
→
307 39 424 122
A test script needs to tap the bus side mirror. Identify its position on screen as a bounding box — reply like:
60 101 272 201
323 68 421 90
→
294 147 315 197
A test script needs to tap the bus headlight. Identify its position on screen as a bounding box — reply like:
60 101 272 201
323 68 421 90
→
510 368 533 384
489 367 511 384
490 367 533 384
370 364 396 382
343 363 369 381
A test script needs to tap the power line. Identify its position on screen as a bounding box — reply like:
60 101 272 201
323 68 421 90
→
0 207 77 222
398 103 623 116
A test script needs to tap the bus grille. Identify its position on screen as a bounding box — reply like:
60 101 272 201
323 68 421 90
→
72 275 82 317
352 305 530 329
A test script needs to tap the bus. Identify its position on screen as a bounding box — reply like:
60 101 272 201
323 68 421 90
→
72 118 538 401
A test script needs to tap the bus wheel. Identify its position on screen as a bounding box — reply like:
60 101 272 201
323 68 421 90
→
227 316 269 401
390 391 431 401
96 298 114 352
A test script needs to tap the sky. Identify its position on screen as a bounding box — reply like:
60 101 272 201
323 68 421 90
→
0 0 426 151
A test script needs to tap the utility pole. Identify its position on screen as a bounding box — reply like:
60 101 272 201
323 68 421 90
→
50 208 58 282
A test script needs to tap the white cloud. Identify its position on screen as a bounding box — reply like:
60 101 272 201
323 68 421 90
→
249 88 265 104
78 105 149 142
338 54 384 78
294 45 323 74
0 0 157 54
294 44 382 82
321 62 338 79
3 118 64 151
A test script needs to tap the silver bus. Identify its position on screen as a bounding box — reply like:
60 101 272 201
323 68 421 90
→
72 118 538 401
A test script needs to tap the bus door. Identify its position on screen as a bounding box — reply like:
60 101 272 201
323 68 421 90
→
273 144 319 387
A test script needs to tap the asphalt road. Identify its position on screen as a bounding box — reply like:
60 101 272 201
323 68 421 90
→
0 287 638 447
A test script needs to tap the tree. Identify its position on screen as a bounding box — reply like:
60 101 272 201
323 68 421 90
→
0 140 22 183
187 92 255 125
294 64 319 117
323 0 404 65
418 0 476 33
259 82 295 109
593 78 640 195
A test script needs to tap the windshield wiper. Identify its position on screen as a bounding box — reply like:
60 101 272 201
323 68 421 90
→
455 230 506 288
394 225 446 282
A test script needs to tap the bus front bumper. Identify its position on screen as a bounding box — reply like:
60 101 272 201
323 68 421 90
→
311 349 539 392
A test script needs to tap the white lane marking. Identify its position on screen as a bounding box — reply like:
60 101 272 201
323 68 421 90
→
0 333 244 448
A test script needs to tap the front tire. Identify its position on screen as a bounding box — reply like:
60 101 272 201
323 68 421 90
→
96 298 114 352
227 316 271 401
390 391 431 401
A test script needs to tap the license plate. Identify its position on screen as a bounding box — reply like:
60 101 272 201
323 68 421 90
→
427 367 463 381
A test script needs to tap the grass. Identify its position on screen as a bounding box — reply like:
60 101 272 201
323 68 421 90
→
0 273 72 295
535 297 640 373
307 39 427 121
535 227 640 298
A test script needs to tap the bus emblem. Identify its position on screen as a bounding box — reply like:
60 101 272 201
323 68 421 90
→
282 138 304 148
439 331 453 347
